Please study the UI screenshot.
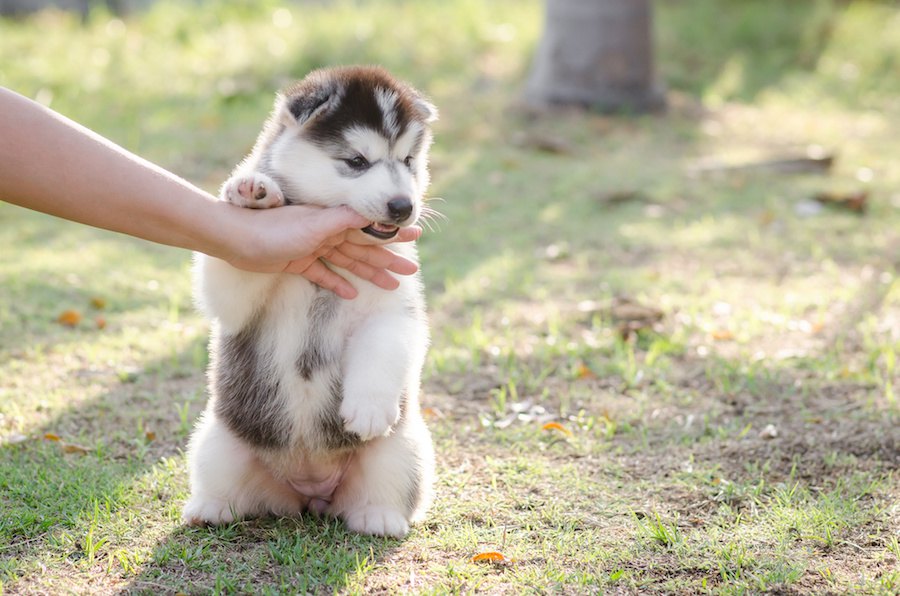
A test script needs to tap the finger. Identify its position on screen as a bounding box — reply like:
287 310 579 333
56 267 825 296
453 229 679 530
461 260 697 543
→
320 205 370 230
322 249 402 291
319 247 381 279
289 205 368 244
385 253 419 275
318 246 404 289
395 226 423 243
298 259 359 299
335 243 419 275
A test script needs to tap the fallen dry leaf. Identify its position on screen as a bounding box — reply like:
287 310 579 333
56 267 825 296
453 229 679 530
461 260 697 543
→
44 432 91 454
594 190 648 208
610 299 664 324
95 316 107 330
691 152 834 176
757 210 776 226
511 131 574 155
421 407 444 420
62 443 91 455
608 296 665 338
710 329 735 341
145 431 156 442
813 190 868 213
90 297 107 309
575 362 597 380
541 421 574 437
57 310 82 327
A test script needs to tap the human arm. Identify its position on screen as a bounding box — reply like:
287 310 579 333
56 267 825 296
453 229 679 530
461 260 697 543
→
0 87 420 299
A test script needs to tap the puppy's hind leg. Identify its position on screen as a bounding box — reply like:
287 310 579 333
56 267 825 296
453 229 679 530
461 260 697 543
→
331 412 434 538
182 410 302 525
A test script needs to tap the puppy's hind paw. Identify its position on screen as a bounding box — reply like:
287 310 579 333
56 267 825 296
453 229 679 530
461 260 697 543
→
343 505 410 538
221 172 284 209
181 497 236 526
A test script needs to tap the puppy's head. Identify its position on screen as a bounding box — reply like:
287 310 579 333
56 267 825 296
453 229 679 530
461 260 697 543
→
262 66 437 241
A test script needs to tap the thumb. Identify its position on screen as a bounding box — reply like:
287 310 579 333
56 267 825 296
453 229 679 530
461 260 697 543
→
302 206 368 238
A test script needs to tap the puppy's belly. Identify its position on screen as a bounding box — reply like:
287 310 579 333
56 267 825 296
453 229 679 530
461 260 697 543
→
268 451 353 514
286 454 351 498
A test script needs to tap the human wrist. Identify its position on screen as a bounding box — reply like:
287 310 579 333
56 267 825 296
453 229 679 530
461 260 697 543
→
192 198 251 263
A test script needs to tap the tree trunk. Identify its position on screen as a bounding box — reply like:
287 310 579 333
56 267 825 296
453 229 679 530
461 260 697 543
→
525 0 665 113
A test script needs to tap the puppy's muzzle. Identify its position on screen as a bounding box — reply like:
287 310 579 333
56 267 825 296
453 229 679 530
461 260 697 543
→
361 196 416 240
387 196 413 223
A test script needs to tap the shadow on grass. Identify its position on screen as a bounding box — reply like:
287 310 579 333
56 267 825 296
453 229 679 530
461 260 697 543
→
0 339 201 565
0 336 407 594
129 517 401 594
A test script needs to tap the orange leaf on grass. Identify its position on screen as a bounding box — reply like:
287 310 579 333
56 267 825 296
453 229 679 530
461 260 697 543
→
57 310 82 327
421 407 444 420
44 432 61 442
90 297 107 310
472 551 516 563
576 362 597 380
541 421 573 437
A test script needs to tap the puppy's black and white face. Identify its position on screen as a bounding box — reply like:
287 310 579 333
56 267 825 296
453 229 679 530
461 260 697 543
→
261 66 437 241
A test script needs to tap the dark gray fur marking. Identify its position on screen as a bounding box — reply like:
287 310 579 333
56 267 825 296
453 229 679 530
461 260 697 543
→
213 319 291 450
317 373 362 451
296 291 339 380
335 161 369 180
386 160 402 185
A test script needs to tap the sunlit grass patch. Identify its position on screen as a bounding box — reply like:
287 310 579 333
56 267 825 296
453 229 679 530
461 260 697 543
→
3 0 900 593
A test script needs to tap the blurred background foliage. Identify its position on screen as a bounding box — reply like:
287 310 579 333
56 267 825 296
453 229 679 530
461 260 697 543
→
2 1 898 175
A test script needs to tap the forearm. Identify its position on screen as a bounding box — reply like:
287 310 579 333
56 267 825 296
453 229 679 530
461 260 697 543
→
0 87 419 296
0 87 236 259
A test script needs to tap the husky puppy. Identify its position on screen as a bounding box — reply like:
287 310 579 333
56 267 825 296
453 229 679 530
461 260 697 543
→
183 66 437 538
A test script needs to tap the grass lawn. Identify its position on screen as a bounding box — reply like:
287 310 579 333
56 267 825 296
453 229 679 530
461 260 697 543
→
2 0 900 593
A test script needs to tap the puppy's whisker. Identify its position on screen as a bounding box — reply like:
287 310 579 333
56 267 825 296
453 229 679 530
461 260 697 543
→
420 204 448 221
418 211 445 233
417 214 436 233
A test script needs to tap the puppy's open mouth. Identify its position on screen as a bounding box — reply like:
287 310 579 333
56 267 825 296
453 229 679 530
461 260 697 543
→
361 222 400 240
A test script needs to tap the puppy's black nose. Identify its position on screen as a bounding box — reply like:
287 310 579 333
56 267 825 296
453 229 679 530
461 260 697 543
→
387 197 413 222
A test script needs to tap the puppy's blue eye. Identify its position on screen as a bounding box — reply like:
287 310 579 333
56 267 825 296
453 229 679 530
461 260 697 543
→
344 155 370 170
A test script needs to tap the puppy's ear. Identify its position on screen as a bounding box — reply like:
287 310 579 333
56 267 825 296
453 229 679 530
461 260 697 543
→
277 79 340 128
412 95 438 124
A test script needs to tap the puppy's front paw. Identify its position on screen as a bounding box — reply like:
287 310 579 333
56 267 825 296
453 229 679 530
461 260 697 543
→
182 497 235 526
221 172 284 209
340 398 400 441
343 505 410 538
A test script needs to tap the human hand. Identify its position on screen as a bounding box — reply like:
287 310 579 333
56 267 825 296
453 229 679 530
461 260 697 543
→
223 204 421 299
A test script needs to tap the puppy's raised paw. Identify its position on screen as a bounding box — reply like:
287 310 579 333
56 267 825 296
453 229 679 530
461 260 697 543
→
343 505 409 538
221 172 284 209
340 399 399 441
